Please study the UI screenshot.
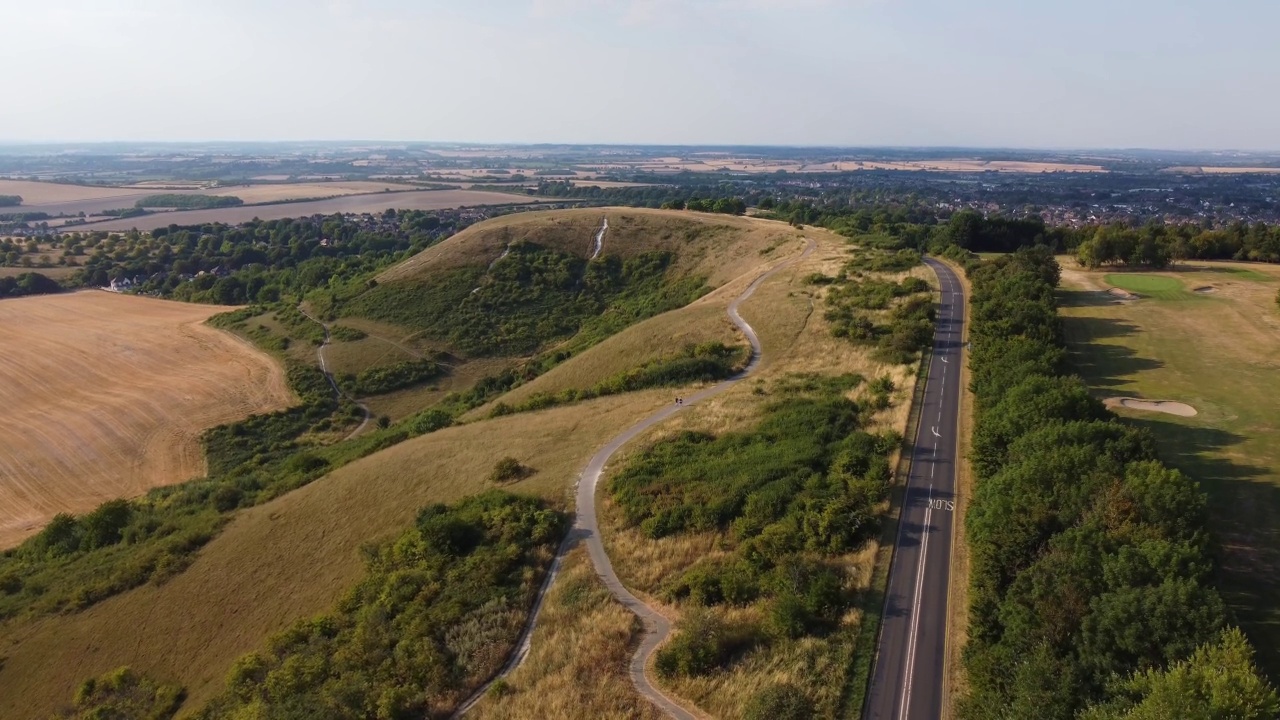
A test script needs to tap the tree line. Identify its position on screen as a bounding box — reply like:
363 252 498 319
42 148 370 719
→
959 247 1277 718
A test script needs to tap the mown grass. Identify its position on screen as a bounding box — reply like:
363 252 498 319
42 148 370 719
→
1061 262 1280 681
1104 273 1198 300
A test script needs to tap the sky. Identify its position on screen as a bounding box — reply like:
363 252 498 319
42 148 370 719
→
1 0 1277 149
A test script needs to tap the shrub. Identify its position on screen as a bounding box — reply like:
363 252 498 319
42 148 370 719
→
654 609 735 677
744 682 816 720
489 456 531 484
61 666 184 720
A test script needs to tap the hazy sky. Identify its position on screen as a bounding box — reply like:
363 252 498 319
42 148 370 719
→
2 0 1277 149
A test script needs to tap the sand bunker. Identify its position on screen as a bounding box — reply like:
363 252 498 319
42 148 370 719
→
1108 287 1140 301
1105 397 1198 417
1193 286 1218 294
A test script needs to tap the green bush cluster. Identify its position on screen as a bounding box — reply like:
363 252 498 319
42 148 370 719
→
69 212 452 303
135 194 243 210
346 243 707 357
0 271 61 298
844 247 923 273
54 666 184 720
824 270 935 365
958 246 1277 719
614 376 898 677
342 357 443 396
195 492 564 720
327 324 367 341
492 342 747 417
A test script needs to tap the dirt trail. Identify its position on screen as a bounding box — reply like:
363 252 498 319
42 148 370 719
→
297 305 372 439
591 216 609 260
453 238 816 719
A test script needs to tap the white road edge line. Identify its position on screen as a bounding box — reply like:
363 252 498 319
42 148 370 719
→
899 484 934 720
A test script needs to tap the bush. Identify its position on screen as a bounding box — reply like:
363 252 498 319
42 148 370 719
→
327 324 367 341
349 358 442 395
196 492 565 718
744 682 816 720
654 609 735 678
60 666 184 720
489 456 531 484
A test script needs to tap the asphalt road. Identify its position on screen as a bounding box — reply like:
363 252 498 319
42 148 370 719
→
865 258 967 720
454 238 815 718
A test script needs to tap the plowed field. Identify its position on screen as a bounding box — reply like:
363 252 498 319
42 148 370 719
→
0 291 292 547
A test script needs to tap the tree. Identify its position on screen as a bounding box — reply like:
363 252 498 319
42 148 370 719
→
1081 628 1279 720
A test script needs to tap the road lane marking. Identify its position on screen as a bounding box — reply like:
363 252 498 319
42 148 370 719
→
931 427 940 438
899 485 934 720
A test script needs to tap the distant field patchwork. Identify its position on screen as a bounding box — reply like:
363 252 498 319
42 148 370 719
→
0 291 292 547
70 190 552 232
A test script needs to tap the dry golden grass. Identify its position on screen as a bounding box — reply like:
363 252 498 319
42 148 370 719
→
0 291 291 549
0 390 676 719
468 545 663 720
378 207 805 287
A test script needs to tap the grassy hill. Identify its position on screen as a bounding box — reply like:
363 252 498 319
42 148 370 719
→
216 209 801 422
0 210 814 719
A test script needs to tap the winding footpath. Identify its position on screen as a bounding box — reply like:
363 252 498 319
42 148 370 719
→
297 304 372 440
454 238 815 718
591 216 609 260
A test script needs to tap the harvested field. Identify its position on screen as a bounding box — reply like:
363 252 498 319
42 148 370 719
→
67 190 555 232
0 291 292 548
0 179 144 205
198 180 420 204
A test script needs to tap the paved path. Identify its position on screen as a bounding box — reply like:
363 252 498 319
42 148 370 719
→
297 304 372 440
453 238 815 718
864 258 967 720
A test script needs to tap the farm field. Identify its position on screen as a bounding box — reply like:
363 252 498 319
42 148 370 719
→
194 180 420 204
0 291 292 548
1 178 422 218
73 189 554 232
1058 260 1280 679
